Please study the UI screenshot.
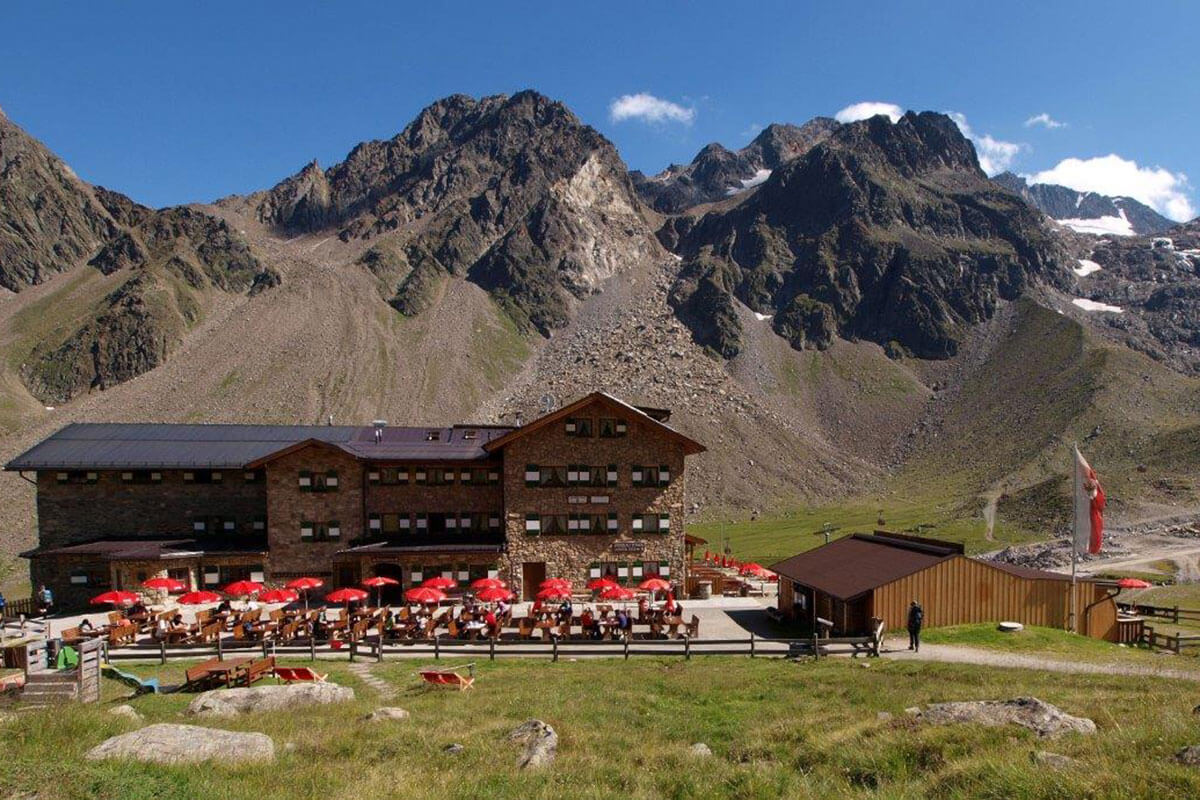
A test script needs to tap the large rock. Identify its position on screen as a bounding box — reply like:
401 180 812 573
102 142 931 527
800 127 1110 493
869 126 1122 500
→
186 683 354 717
915 697 1096 739
1178 745 1200 766
508 719 558 769
364 707 410 722
85 723 274 764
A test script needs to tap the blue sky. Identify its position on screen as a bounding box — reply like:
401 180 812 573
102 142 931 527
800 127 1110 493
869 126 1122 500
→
1 1 1196 219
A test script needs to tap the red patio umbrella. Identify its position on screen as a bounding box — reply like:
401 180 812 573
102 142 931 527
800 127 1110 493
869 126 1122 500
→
177 590 222 605
587 577 618 591
1117 577 1152 589
638 577 672 593
422 576 457 590
223 580 264 598
536 587 571 601
142 577 186 593
362 576 400 606
477 587 515 603
470 577 507 591
286 576 325 611
598 585 635 601
258 588 299 604
325 587 369 604
740 563 770 578
405 586 447 605
90 590 139 607
540 578 571 591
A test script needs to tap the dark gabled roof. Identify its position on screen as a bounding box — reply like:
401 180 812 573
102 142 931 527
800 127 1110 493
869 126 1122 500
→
483 391 705 456
6 422 514 471
22 537 269 561
769 533 960 600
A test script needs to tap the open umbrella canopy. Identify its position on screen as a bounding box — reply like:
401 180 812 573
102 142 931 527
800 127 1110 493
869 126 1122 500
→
470 577 507 591
536 587 571 601
587 577 618 591
1117 577 1153 589
325 588 369 604
362 576 400 588
258 588 299 604
177 590 222 605
476 587 515 603
740 563 770 577
286 577 325 591
422 576 456 590
540 578 571 591
223 580 264 597
598 585 634 601
405 586 447 604
638 578 672 593
141 577 186 593
90 590 139 606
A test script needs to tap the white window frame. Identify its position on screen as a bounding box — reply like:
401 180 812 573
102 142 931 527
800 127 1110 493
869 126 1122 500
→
632 517 644 531
369 517 382 531
298 475 312 488
367 471 380 483
399 517 412 530
250 570 265 583
328 525 341 539
223 520 237 532
325 474 339 488
659 515 671 531
525 517 541 533
193 520 207 533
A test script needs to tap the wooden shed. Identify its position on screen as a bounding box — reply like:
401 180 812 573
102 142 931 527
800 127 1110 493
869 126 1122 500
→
770 531 1119 641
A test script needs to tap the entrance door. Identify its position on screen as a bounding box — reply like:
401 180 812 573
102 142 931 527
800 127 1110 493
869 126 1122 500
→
373 563 407 605
522 562 546 601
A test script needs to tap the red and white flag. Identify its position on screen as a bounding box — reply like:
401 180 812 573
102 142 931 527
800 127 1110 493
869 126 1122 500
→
1074 446 1106 555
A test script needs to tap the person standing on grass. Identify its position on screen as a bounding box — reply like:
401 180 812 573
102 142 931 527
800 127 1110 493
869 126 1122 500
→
907 600 924 652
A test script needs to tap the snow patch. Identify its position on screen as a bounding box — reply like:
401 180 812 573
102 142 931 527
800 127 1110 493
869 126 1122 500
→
1058 208 1134 237
1074 259 1102 277
725 169 772 195
1072 298 1123 313
753 312 772 322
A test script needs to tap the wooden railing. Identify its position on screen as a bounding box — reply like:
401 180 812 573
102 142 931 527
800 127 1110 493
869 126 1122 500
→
1139 625 1200 655
2 597 38 618
101 631 882 665
1117 602 1200 625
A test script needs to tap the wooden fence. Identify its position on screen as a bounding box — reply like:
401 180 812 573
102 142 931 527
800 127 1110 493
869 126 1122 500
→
2 597 38 618
1138 625 1200 655
1117 601 1200 626
102 631 882 665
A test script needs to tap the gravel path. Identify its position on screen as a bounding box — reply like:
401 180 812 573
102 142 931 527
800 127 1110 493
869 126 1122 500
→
882 638 1200 682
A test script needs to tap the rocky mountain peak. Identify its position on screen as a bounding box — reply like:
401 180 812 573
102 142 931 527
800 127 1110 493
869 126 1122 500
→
993 171 1174 236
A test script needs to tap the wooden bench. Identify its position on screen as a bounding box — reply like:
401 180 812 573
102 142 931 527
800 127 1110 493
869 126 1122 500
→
418 664 475 691
241 656 275 687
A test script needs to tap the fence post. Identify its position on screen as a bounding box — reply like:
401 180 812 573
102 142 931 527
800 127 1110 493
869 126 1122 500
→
552 637 558 663
1175 606 1180 625
685 637 691 661
349 640 357 663
811 633 820 660
309 637 316 662
434 636 440 661
624 637 630 661
160 639 166 665
376 634 384 663
217 633 223 661
489 636 496 662
262 641 269 659
750 632 756 658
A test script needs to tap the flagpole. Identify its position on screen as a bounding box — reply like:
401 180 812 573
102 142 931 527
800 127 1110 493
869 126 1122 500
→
1069 442 1078 634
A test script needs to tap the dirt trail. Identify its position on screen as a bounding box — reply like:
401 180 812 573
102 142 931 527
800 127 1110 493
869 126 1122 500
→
883 639 1200 682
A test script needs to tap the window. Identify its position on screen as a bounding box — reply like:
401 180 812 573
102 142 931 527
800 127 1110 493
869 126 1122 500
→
299 470 339 492
461 430 478 441
300 521 341 542
430 468 455 486
565 417 593 437
632 513 671 533
57 470 99 485
606 465 619 487
184 469 221 484
251 516 266 533
414 469 428 486
120 470 157 484
631 466 668 487
598 417 628 438
243 469 264 483
374 467 409 485
606 512 619 533
525 465 568 488
525 514 541 534
425 430 441 442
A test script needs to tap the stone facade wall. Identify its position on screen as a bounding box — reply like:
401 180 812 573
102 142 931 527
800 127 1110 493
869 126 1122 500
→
265 446 364 577
364 462 504 535
34 470 268 549
499 399 687 597
30 554 112 611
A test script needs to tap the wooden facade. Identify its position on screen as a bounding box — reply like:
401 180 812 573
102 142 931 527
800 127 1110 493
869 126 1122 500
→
871 556 1118 640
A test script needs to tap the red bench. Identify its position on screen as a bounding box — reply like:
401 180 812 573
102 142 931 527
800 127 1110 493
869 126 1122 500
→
274 666 328 684
418 664 475 691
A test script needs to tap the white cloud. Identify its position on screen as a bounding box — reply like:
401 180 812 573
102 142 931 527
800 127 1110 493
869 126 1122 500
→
609 93 695 125
947 112 1022 176
834 101 903 124
1025 113 1066 129
1029 154 1195 221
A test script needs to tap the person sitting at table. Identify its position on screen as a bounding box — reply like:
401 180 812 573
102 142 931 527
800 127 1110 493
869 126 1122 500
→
153 615 169 641
557 598 573 623
496 597 510 621
531 597 544 617
637 597 649 621
241 618 255 639
216 599 232 615
483 608 498 638
580 607 597 639
616 608 631 637
128 600 147 617
79 617 94 632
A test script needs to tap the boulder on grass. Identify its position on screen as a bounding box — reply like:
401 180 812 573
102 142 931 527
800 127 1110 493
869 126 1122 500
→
1032 750 1078 770
86 723 274 764
364 707 410 722
1178 745 1200 766
108 704 142 721
915 697 1095 739
508 719 557 769
187 683 354 717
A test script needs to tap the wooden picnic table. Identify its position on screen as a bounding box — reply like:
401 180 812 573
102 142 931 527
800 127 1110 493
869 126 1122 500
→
193 656 253 688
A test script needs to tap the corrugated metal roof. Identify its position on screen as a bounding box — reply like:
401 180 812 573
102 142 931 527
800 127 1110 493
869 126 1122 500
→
5 422 514 470
769 534 957 600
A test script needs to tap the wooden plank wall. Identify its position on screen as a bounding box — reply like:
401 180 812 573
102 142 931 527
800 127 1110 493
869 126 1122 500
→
872 556 1118 640
77 639 102 703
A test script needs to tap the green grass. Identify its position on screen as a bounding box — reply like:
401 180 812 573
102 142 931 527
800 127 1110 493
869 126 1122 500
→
919 624 1187 663
1126 584 1200 609
2 657 1199 799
